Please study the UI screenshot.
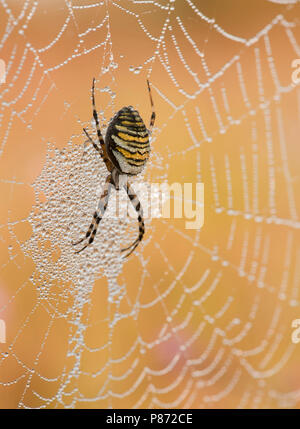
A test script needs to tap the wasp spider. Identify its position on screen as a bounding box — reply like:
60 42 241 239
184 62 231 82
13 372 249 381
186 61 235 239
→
73 78 155 257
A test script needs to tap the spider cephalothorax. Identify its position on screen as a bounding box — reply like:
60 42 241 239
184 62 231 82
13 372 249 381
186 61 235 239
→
72 78 155 258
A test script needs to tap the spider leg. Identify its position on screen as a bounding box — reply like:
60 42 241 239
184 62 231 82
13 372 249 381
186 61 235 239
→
83 127 103 157
73 174 112 253
90 78 114 172
121 182 145 258
121 238 140 255
91 78 105 149
83 128 113 171
147 79 156 133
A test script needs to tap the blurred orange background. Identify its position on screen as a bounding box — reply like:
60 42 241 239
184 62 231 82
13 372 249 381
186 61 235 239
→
0 0 300 409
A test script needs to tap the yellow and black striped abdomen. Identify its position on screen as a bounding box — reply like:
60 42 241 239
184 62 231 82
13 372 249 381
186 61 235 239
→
105 106 150 175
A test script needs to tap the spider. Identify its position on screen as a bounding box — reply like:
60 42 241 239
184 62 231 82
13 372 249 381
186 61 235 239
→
72 78 155 258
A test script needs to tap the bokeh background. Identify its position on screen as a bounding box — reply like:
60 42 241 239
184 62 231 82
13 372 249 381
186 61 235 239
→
0 0 300 409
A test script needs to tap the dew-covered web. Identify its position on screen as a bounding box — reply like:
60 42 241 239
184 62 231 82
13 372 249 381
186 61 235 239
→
0 0 300 409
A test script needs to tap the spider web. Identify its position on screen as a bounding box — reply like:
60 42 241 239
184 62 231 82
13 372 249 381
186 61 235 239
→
0 0 300 409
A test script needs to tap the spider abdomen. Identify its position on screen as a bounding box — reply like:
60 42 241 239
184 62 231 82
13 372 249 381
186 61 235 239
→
105 106 150 175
